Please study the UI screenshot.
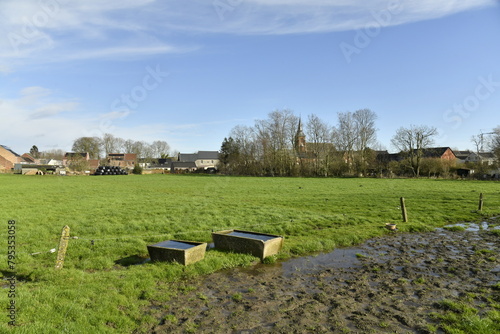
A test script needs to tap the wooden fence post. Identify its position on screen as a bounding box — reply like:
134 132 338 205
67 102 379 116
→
478 193 484 212
400 197 408 222
55 225 70 270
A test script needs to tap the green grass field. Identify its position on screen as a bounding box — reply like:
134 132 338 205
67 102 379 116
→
1 174 499 333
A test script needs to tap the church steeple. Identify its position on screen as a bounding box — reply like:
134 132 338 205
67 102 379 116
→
295 118 306 154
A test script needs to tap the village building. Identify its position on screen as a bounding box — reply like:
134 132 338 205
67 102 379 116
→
454 150 472 164
420 147 456 160
170 161 198 173
465 152 497 165
0 145 28 171
21 153 38 164
106 153 137 169
377 147 457 162
140 158 173 171
177 151 220 170
293 119 333 162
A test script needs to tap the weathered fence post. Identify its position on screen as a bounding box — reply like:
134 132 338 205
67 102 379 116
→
478 193 484 212
55 225 70 270
400 197 408 222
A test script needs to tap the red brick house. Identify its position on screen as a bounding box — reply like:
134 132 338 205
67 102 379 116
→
420 147 456 160
21 153 38 164
107 153 137 169
0 145 26 170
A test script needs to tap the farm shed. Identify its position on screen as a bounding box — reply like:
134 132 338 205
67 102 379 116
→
456 168 474 178
13 164 64 175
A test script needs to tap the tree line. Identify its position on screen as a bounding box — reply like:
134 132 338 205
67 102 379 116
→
71 134 172 160
31 134 173 162
219 109 500 178
219 108 380 177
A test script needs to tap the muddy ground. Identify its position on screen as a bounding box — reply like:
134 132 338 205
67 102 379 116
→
150 223 499 333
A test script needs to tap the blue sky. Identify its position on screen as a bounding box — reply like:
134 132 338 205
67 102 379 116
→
1 0 499 155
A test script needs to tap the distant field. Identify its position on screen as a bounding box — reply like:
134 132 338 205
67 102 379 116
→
0 174 499 333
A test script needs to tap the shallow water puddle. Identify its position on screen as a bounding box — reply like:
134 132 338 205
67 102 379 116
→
442 221 500 231
236 247 363 278
281 248 363 277
152 226 500 334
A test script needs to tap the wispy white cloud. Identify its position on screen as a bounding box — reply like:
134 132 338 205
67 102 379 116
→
0 0 193 70
29 102 79 120
57 45 194 61
0 0 495 71
154 0 497 35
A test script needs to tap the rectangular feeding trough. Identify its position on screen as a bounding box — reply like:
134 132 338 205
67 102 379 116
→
212 230 284 260
147 240 207 265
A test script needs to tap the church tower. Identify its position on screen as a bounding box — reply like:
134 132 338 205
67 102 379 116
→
295 118 306 154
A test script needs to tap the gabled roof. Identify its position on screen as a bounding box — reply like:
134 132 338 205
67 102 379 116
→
479 152 496 159
149 158 172 167
179 151 220 161
178 153 197 162
420 147 455 158
375 151 402 162
0 145 21 157
454 150 472 159
22 153 36 163
197 151 219 159
472 152 496 159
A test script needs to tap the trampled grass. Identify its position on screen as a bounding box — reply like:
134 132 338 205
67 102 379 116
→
0 174 499 333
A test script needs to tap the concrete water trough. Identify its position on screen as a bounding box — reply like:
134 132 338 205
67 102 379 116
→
212 230 284 260
147 240 207 265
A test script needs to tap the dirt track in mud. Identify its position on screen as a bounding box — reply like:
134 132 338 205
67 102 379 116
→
151 224 500 333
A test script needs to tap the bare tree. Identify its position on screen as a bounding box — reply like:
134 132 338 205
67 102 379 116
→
254 109 298 176
471 135 482 155
490 126 500 159
353 109 377 151
333 112 357 173
391 125 438 177
40 149 65 160
352 109 377 174
228 125 259 175
305 114 332 176
72 137 102 159
101 133 123 157
123 139 136 154
151 140 170 158
128 141 153 160
141 142 154 160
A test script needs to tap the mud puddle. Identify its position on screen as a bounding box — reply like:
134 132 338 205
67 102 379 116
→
150 223 499 333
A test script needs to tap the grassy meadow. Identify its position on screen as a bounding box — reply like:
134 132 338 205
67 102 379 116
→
0 174 499 333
